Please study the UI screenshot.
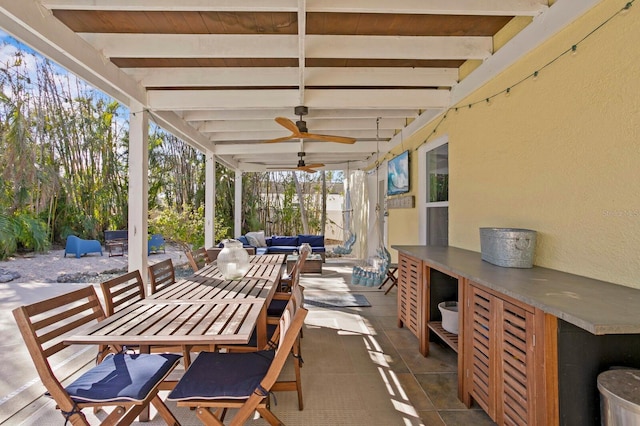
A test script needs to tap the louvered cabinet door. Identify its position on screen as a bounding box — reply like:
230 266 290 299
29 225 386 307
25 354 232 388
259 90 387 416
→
496 300 536 426
466 284 496 418
397 253 422 337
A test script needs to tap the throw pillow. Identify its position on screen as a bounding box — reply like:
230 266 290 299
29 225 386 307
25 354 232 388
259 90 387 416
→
246 231 267 247
245 234 260 247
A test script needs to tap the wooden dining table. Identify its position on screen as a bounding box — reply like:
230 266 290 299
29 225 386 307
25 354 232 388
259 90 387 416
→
65 254 285 353
63 254 284 421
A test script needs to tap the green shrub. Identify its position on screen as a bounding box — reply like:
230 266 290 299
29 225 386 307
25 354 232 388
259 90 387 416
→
149 205 229 250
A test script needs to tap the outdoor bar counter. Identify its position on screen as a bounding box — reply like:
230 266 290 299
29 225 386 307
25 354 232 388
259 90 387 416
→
392 245 640 426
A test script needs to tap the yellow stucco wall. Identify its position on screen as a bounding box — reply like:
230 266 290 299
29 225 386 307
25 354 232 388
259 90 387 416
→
388 0 640 288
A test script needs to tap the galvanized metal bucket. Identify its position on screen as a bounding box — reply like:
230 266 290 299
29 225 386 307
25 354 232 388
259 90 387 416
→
479 228 537 268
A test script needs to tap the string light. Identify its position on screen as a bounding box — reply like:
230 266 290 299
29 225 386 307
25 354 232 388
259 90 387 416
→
407 0 635 154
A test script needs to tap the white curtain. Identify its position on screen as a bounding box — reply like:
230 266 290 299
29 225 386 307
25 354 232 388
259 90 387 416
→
350 170 369 259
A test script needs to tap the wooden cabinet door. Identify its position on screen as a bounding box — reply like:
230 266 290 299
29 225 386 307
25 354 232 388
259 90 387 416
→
496 299 536 426
398 253 422 338
465 282 538 425
465 284 496 418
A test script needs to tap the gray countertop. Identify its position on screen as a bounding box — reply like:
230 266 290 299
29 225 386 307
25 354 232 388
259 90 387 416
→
392 245 640 335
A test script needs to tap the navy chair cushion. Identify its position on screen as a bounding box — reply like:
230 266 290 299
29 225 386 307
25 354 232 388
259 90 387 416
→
267 299 288 317
237 235 250 246
298 234 324 247
168 350 275 401
65 353 181 403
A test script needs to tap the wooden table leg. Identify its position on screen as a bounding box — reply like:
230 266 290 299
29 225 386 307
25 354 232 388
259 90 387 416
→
256 306 267 349
139 345 151 422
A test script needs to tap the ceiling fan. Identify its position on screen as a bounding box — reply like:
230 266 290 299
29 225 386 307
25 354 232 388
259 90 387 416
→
267 152 324 173
265 106 356 144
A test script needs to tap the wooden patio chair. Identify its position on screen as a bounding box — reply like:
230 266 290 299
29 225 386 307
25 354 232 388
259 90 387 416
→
220 283 306 410
279 250 308 292
12 286 181 426
185 247 212 273
100 270 145 316
148 258 176 294
168 294 308 425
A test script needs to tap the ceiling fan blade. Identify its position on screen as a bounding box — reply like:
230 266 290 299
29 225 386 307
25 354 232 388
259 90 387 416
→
297 166 318 173
301 132 356 144
275 117 301 134
304 163 325 168
264 135 295 143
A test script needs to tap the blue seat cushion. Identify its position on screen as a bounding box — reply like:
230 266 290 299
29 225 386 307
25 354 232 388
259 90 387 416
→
267 299 288 317
298 234 324 247
256 247 269 255
168 350 275 401
64 353 181 403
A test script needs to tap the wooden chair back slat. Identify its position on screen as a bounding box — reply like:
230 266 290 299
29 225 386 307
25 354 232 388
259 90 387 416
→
23 286 103 317
185 247 211 273
148 259 176 294
279 250 308 292
100 270 145 316
31 299 100 333
39 314 99 351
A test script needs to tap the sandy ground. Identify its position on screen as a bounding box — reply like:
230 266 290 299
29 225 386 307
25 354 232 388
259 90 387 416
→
0 243 191 283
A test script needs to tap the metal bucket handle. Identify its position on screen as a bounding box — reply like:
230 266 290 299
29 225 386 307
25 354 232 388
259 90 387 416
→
515 237 531 251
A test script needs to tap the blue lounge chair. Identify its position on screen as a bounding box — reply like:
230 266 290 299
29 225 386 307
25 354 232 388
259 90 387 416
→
148 234 166 255
64 235 103 258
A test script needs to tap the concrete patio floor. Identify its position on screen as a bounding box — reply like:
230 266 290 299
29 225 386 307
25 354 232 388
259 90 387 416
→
0 258 496 425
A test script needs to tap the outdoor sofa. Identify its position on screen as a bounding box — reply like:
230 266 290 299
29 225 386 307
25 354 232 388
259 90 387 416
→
238 233 326 260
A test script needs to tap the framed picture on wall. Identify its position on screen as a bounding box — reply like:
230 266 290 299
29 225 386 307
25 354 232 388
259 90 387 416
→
387 150 410 196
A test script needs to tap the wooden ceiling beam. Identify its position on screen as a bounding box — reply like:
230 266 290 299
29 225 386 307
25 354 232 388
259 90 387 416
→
204 128 396 142
79 33 491 60
124 67 458 88
43 0 547 16
148 88 449 110
197 117 407 133
181 108 420 121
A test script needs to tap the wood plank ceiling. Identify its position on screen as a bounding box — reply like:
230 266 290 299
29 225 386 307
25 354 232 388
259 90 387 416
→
9 1 550 171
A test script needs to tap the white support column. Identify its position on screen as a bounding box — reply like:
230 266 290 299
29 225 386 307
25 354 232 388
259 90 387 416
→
204 151 216 248
128 103 149 280
234 170 242 237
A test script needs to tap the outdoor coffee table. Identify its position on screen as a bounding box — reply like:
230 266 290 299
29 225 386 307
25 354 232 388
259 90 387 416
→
286 253 323 274
105 240 125 257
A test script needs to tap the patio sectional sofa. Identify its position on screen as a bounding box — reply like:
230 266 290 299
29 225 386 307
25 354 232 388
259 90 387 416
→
236 233 326 260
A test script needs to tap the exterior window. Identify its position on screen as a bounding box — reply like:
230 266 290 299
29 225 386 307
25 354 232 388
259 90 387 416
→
420 139 448 246
426 144 449 202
